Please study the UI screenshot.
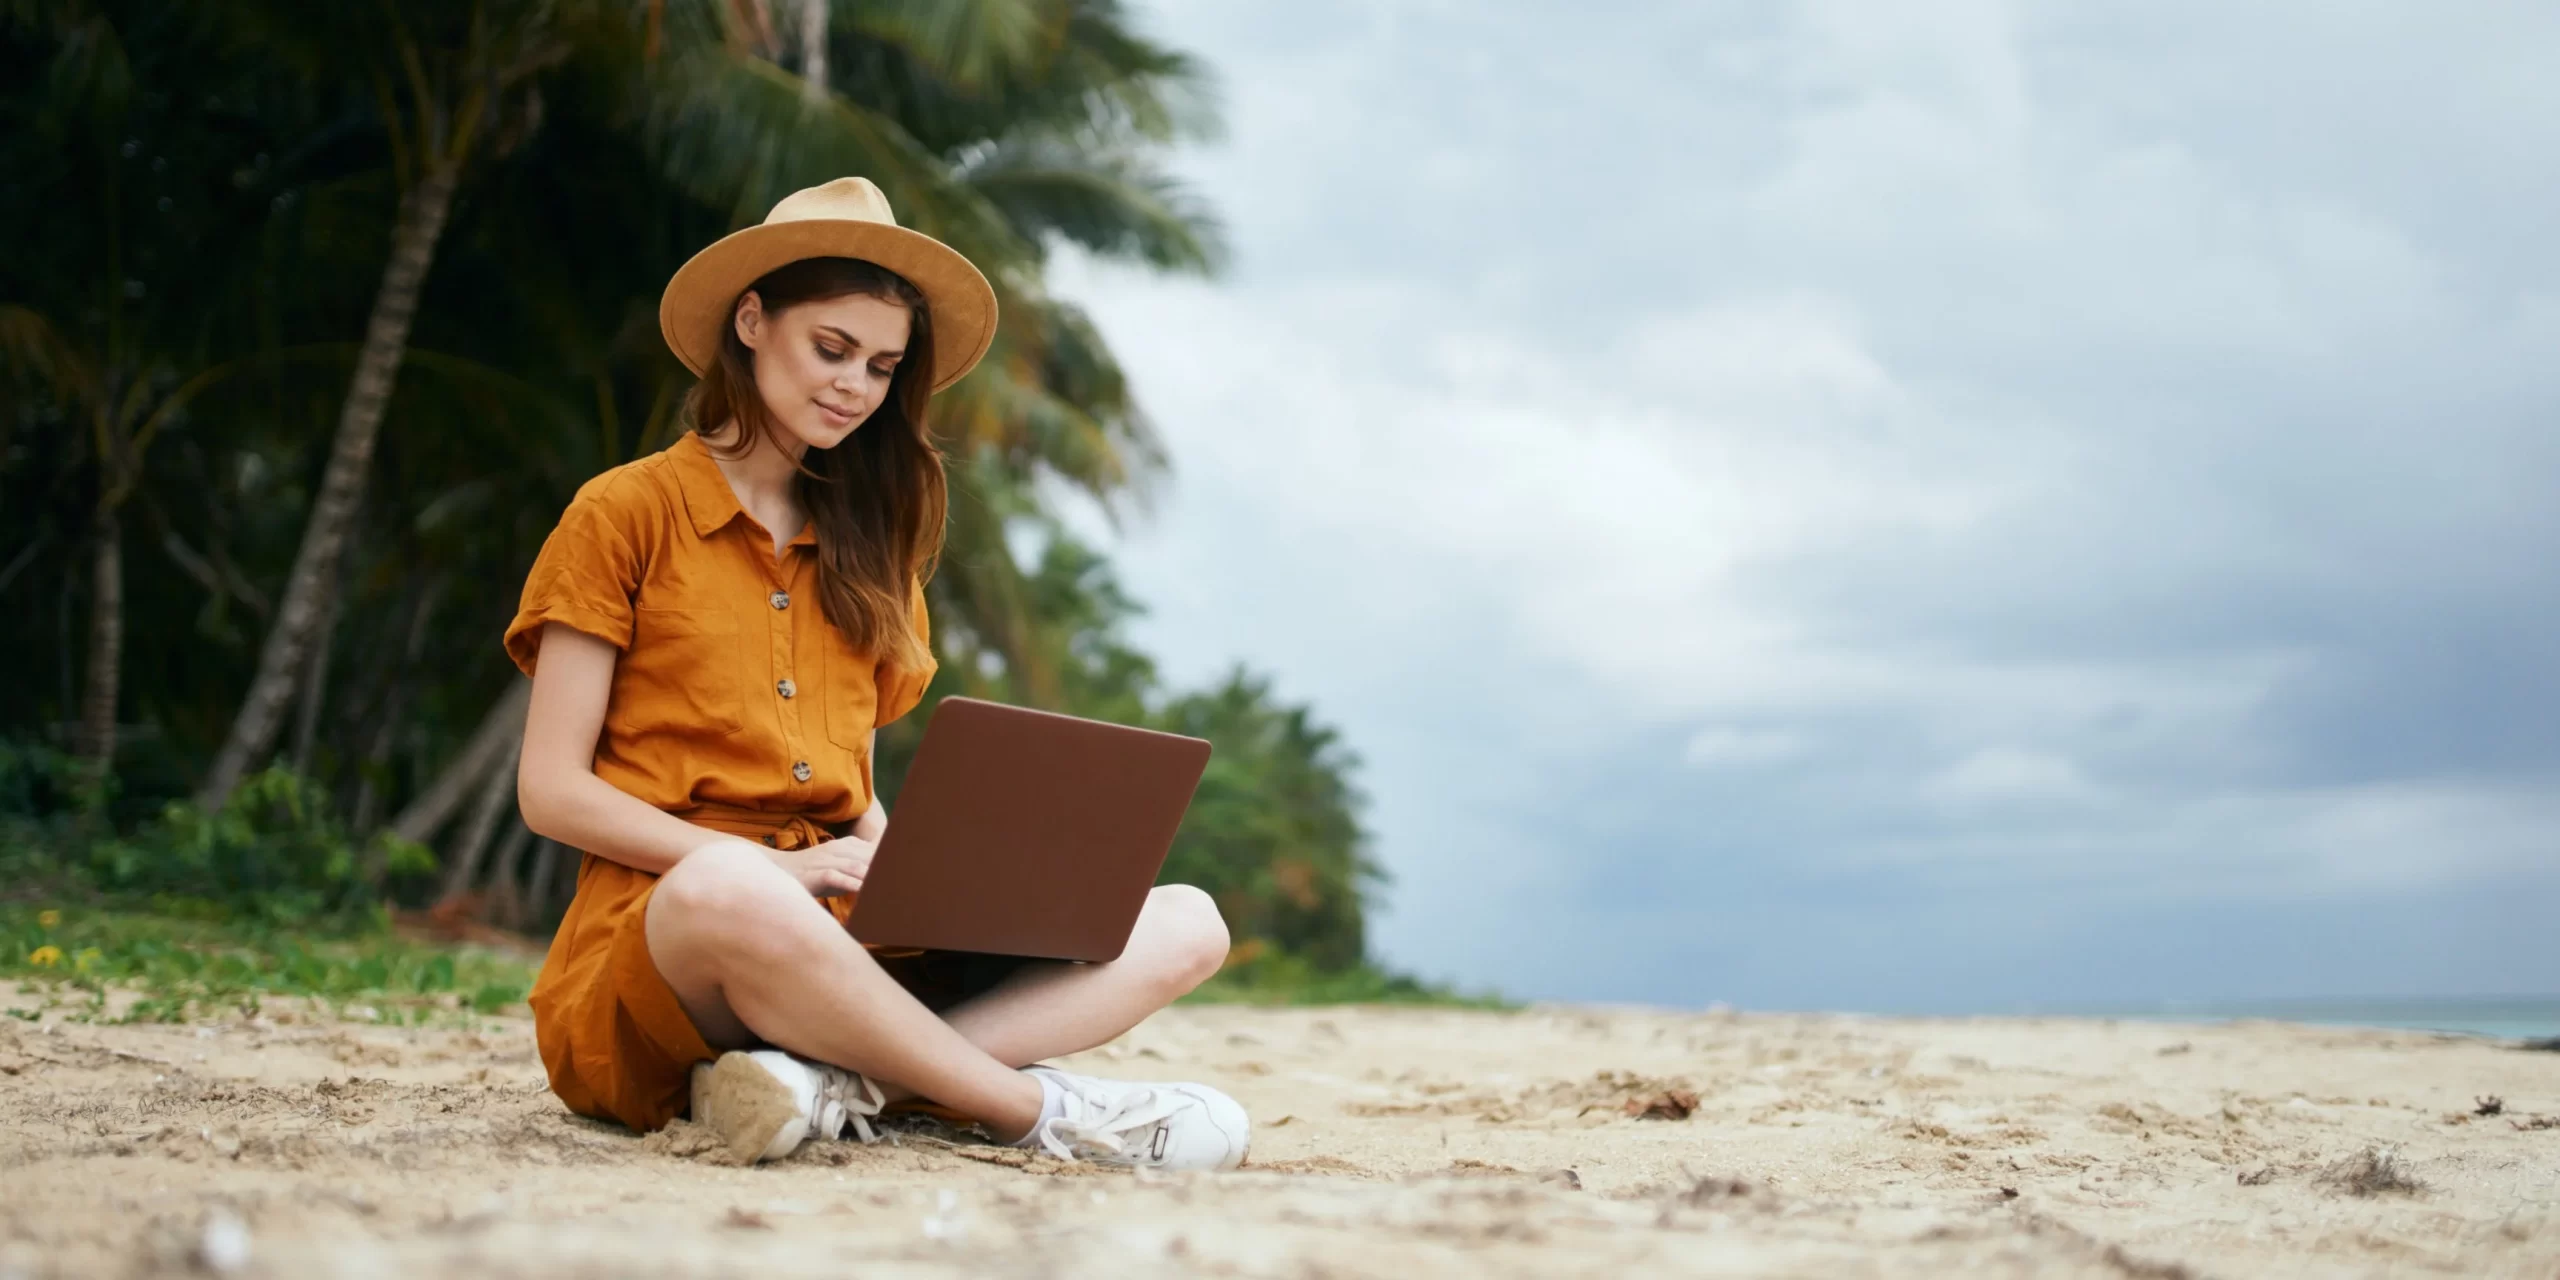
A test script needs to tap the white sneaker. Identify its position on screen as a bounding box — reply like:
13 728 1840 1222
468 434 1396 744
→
1025 1067 1250 1171
688 1049 885 1164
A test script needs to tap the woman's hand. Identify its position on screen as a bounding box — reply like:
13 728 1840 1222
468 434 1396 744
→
765 836 876 898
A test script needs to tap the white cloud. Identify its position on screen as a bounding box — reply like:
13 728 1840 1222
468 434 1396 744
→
1683 726 1808 769
1924 746 2100 808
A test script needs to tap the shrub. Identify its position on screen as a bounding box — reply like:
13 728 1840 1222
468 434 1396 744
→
0 743 426 925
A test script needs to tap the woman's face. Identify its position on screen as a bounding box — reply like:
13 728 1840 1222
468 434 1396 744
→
733 289 913 453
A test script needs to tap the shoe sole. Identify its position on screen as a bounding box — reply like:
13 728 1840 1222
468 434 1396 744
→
692 1051 803 1165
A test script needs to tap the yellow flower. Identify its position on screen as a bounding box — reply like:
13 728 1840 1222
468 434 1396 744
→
72 948 101 974
26 946 62 968
36 910 59 929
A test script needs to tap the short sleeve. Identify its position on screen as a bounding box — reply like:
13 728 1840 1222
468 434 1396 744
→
503 476 648 675
872 577 939 727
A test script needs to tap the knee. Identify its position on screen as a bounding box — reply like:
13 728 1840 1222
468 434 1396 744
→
1138 884 1230 990
650 843 820 954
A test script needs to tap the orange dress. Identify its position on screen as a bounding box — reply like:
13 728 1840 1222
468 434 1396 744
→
503 430 935 1132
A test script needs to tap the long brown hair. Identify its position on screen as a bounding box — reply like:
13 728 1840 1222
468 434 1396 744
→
684 256 946 672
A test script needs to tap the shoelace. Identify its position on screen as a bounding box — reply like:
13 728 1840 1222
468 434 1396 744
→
812 1065 888 1144
1034 1084 1186 1163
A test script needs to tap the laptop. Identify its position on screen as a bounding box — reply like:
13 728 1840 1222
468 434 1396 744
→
845 697 1213 962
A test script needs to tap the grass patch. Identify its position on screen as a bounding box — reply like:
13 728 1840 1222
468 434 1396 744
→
0 902 534 1025
0 900 1498 1027
1185 946 1511 1009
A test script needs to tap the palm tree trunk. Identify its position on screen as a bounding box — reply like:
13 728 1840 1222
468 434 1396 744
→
0 532 47 597
797 0 828 98
195 162 462 811
387 677 531 846
76 509 122 778
290 564 344 776
350 575 446 835
438 736 523 905
481 819 537 926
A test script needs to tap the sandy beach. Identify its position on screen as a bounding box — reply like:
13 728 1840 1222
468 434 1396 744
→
2 989 2554 1278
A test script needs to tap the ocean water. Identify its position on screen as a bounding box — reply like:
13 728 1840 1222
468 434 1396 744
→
2061 996 2560 1042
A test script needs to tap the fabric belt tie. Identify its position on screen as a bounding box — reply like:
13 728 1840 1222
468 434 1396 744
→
665 802 920 956
670 802 844 851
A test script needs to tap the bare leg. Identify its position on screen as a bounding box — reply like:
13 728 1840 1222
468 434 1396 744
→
644 844 1044 1139
868 884 1230 1105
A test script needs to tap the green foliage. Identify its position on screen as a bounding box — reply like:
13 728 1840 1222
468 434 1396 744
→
1157 672 1379 973
2 741 423 924
0 735 104 829
89 768 434 923
1187 947 1510 1010
0 903 533 1024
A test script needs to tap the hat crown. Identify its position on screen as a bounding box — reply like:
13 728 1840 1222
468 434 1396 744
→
661 174 994 389
763 176 899 229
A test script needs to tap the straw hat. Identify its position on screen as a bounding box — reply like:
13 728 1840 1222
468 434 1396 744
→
659 177 998 392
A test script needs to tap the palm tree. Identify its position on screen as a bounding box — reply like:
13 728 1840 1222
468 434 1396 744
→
0 0 294 782
0 309 245 779
192 1 580 810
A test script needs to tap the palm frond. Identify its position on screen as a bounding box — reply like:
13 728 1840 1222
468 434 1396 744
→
845 0 1054 92
932 449 1061 705
964 137 1225 273
49 7 133 104
640 46 1031 268
0 304 100 408
1052 1 1220 145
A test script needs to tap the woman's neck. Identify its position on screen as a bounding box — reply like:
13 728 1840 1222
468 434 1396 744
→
702 421 809 551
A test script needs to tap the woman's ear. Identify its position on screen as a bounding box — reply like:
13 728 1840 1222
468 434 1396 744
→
733 290 768 352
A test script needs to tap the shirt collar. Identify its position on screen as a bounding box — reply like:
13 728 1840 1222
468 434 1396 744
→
670 431 745 539
671 430 819 549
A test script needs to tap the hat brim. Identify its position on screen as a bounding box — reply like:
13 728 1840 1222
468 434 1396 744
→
659 218 998 393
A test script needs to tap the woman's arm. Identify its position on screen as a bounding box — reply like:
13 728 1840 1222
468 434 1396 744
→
517 624 752 876
516 623 870 895
848 730 888 842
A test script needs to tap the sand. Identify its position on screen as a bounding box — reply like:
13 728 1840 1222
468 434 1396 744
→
2 987 2555 1278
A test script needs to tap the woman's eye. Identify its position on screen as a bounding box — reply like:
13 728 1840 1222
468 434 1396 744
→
816 344 846 361
870 363 895 378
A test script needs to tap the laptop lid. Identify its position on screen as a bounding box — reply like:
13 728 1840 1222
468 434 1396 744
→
845 697 1212 962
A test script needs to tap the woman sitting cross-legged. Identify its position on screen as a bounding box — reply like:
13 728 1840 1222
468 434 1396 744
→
508 177 1249 1169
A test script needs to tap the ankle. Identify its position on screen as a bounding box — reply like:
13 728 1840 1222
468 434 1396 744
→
991 1070 1058 1146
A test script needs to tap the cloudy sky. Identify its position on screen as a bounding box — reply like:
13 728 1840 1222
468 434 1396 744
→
1056 0 2560 1012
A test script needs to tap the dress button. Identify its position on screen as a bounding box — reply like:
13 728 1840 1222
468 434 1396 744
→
777 678 797 699
791 760 812 782
770 590 790 610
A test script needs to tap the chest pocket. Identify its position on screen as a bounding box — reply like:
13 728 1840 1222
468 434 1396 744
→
820 630 882 750
620 607 746 738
